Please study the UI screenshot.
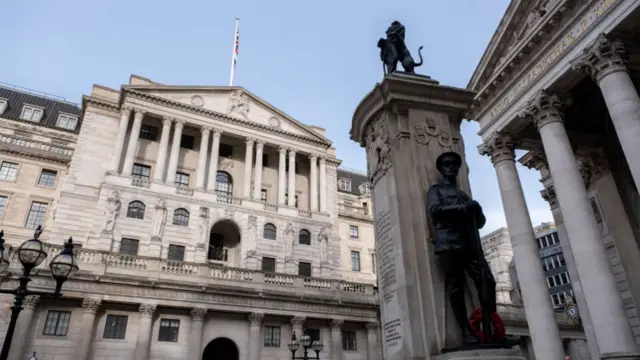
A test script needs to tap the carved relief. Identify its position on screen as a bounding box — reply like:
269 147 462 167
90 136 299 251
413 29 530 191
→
248 312 264 326
268 117 281 128
199 207 210 247
219 158 234 171
571 33 627 82
284 222 295 259
151 199 167 240
576 148 609 188
414 125 429 145
540 186 558 209
246 215 258 257
190 95 205 108
318 227 329 263
191 307 207 321
102 191 121 233
227 90 250 119
364 112 391 185
425 117 439 137
478 133 518 164
438 127 452 148
139 303 156 318
518 90 564 129
82 298 102 314
224 209 235 219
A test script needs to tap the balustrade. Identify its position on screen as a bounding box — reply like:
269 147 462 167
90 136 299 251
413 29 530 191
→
338 204 370 218
0 133 73 161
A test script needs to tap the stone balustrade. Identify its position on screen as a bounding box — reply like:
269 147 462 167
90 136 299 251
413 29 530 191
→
0 133 73 162
338 204 371 219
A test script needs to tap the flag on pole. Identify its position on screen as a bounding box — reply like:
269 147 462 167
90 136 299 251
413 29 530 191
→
229 17 240 86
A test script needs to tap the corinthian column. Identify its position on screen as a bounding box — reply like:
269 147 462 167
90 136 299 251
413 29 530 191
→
366 322 379 360
153 117 173 183
75 298 102 360
329 319 343 360
571 34 640 190
165 120 185 185
287 150 297 207
207 129 222 191
196 126 211 190
122 109 145 176
134 304 156 360
243 138 255 198
188 308 207 360
110 106 132 173
309 154 318 212
278 146 287 205
252 141 265 200
479 134 564 360
248 313 264 360
291 315 305 338
520 90 640 358
7 295 39 360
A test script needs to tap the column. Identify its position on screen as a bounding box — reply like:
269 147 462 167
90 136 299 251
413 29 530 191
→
520 90 640 358
133 303 156 360
196 126 211 190
153 117 173 182
479 134 565 359
243 138 255 198
207 129 222 191
165 120 185 185
110 106 132 173
75 298 102 360
287 150 297 207
366 322 379 360
248 313 264 360
121 109 145 176
329 319 343 360
188 308 207 360
252 141 265 200
571 34 640 190
278 146 287 205
7 295 39 360
319 156 327 212
309 154 318 212
291 315 305 339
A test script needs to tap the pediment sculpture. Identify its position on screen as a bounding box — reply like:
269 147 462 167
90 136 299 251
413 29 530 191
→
227 90 250 119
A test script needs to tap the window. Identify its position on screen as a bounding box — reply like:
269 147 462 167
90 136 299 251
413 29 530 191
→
56 114 78 130
103 314 128 339
167 245 185 261
262 257 276 273
119 238 139 255
215 171 233 203
338 179 352 192
0 196 6 217
260 189 267 203
349 225 359 239
126 201 146 219
25 201 48 229
0 100 6 114
219 143 233 158
20 106 43 122
42 310 71 336
371 254 376 274
180 134 195 149
208 233 227 261
173 208 190 226
132 164 151 181
264 325 281 347
342 330 357 351
299 229 311 245
263 223 277 240
358 183 371 195
38 169 57 187
363 202 369 215
298 262 312 277
351 251 361 272
0 161 19 181
175 172 189 188
139 124 158 141
158 319 180 342
305 328 320 342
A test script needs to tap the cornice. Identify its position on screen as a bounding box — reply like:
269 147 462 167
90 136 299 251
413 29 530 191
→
123 89 332 149
0 118 78 142
82 95 119 113
338 213 374 224
0 147 71 165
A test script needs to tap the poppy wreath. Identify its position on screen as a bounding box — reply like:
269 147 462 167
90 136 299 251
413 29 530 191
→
468 307 506 342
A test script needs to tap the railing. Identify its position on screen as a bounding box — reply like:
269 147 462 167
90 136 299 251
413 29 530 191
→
215 192 243 205
298 210 311 218
0 133 74 161
176 185 194 196
131 177 150 188
265 204 278 212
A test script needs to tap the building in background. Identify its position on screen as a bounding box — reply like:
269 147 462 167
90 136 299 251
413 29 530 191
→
480 227 514 304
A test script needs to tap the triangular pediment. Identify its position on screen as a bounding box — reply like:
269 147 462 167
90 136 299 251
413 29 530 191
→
125 84 331 145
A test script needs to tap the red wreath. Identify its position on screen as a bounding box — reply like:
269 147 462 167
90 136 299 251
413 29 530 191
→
468 308 506 342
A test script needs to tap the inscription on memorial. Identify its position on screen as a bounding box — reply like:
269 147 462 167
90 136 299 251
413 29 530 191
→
384 319 402 348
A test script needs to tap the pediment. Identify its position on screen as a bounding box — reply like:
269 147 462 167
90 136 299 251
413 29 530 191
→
128 86 331 145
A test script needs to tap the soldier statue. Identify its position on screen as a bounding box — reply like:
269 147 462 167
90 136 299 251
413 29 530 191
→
426 152 497 345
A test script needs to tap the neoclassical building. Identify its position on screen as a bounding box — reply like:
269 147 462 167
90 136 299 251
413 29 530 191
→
470 0 640 359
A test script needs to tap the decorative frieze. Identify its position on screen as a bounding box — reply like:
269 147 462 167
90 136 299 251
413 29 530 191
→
518 90 564 130
571 33 628 82
478 132 518 164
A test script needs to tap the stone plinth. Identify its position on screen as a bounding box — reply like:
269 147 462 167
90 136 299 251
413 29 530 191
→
433 349 524 360
351 73 476 359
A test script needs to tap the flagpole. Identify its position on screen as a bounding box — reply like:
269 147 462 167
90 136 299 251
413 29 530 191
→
229 17 239 86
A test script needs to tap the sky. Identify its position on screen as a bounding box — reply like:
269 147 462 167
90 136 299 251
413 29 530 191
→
0 0 554 235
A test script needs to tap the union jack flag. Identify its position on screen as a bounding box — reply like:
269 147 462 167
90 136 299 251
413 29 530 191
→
233 28 239 68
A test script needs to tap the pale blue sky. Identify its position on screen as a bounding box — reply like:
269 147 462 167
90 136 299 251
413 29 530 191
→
0 0 553 235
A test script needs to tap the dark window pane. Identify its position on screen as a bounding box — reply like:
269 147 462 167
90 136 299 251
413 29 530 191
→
263 223 277 240
219 144 233 158
298 262 312 277
43 310 71 336
103 315 128 339
299 229 311 245
173 208 190 226
264 325 281 347
132 164 151 180
38 169 57 187
168 245 185 261
208 233 227 261
158 319 180 342
25 201 48 229
351 251 360 272
342 330 357 350
126 201 146 219
306 328 320 342
180 134 195 149
262 257 276 273
139 125 158 141
175 172 190 188
119 238 139 255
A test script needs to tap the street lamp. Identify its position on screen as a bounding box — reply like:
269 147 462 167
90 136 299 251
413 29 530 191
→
0 226 79 360
288 332 324 360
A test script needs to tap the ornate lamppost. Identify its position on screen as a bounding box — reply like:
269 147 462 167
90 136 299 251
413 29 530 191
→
288 332 324 360
0 227 79 360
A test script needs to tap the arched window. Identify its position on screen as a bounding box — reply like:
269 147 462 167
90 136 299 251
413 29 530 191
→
299 229 311 245
173 208 190 226
126 201 146 219
263 223 277 240
215 171 233 204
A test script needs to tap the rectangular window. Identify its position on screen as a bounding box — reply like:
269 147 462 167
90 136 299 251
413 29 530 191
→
38 169 58 187
298 262 312 277
42 310 71 336
0 196 7 217
168 245 185 261
546 276 554 288
0 100 7 114
180 134 195 149
560 272 569 284
56 114 78 130
262 257 276 273
25 201 48 229
551 294 560 306
342 330 357 351
351 251 361 272
119 238 139 256
349 225 359 239
158 319 180 342
371 254 376 274
132 163 151 181
219 143 233 158
139 124 158 141
20 106 43 122
338 179 352 192
264 325 281 347
175 172 190 188
260 189 267 203
306 328 320 342
0 161 19 181
103 314 128 339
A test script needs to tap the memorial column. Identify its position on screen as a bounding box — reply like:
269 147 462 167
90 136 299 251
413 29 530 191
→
366 322 379 360
207 129 223 191
243 138 255 198
248 313 264 360
278 147 287 205
133 304 156 360
287 150 297 207
110 106 132 173
196 126 211 190
309 154 318 212
121 109 145 176
165 119 185 185
153 117 173 183
75 298 102 360
520 90 639 358
571 34 640 190
7 295 39 360
187 308 207 360
329 319 343 360
252 140 265 200
479 133 564 360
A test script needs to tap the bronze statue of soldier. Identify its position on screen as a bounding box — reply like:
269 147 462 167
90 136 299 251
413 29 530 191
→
427 151 497 346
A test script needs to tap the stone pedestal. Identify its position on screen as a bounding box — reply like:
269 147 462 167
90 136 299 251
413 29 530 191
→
350 73 476 359
433 349 524 360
